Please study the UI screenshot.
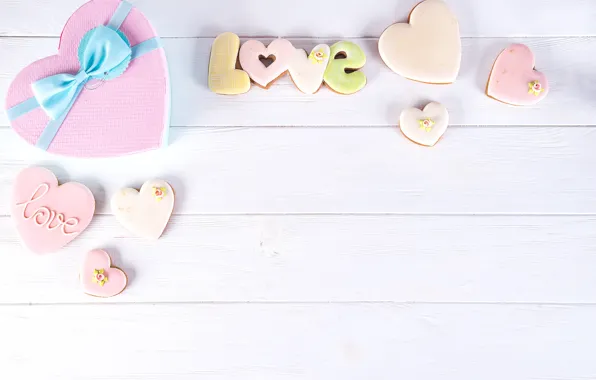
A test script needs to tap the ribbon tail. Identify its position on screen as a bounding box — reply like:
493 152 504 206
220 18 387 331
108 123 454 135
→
36 82 86 150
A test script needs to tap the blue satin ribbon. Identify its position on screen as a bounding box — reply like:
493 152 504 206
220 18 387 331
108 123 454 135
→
6 0 164 151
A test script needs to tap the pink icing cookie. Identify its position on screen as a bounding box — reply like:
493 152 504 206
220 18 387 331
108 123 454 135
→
239 39 295 88
11 167 95 254
80 249 128 298
486 44 549 106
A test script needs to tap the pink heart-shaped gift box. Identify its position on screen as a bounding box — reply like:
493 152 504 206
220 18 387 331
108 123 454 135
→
5 0 170 157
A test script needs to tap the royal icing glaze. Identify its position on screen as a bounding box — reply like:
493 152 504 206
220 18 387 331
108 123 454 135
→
288 44 331 94
239 39 295 88
209 32 251 95
486 44 549 106
399 102 449 147
379 0 461 84
111 179 174 240
81 249 127 298
323 41 367 95
11 167 95 254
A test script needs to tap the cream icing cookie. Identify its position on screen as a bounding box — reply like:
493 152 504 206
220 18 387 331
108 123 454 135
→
11 167 95 254
378 0 461 84
239 39 295 88
209 32 251 95
288 44 331 94
323 41 367 95
80 249 127 298
399 102 449 147
111 179 174 240
486 44 549 106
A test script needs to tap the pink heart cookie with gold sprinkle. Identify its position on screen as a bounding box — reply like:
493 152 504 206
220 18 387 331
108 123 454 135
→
487 44 549 106
12 167 95 254
80 249 128 298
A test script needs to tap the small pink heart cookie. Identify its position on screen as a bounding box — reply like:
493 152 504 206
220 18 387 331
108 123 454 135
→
487 44 549 106
239 39 295 88
12 167 95 254
81 249 128 298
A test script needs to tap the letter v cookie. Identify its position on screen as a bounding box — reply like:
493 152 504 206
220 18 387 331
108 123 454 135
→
209 32 251 95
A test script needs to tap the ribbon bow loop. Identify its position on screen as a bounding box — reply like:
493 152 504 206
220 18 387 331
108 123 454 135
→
32 26 132 120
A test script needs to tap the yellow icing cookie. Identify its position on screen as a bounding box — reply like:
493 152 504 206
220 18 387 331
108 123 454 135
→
208 32 251 95
323 41 367 95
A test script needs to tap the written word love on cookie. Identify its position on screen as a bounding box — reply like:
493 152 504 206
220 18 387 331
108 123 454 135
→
208 32 367 95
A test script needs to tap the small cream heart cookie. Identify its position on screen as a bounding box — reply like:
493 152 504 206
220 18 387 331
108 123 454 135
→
111 180 174 240
399 102 449 147
288 44 331 94
379 0 461 84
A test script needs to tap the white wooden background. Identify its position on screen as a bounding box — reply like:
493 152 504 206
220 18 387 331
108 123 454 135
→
1 0 596 379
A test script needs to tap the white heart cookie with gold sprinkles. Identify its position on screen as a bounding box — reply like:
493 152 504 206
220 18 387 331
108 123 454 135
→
399 102 449 147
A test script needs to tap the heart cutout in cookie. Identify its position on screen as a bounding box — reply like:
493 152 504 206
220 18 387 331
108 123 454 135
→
111 179 174 239
12 167 95 254
81 249 127 298
259 55 276 68
486 44 549 106
5 0 170 157
399 102 449 147
379 0 461 84
288 44 331 94
239 39 295 88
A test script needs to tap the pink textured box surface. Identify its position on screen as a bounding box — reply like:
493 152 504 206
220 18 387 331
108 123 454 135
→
5 0 170 158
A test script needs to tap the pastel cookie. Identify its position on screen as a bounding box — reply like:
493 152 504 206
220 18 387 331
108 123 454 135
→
239 39 295 88
323 41 367 95
399 102 449 147
486 44 549 106
209 32 251 95
288 44 331 94
12 167 95 254
111 180 174 240
379 0 461 84
81 249 127 298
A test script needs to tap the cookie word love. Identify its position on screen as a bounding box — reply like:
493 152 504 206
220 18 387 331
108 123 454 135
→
208 32 367 95
12 167 95 254
16 184 80 235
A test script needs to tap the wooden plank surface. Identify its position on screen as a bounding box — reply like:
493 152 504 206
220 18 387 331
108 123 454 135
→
0 126 594 215
1 37 595 127
1 303 595 380
1 0 595 37
1 215 595 304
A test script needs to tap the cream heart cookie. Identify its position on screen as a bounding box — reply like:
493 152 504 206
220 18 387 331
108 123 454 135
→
486 44 549 106
399 102 449 147
80 249 127 298
288 44 330 94
12 167 95 254
379 0 461 84
111 180 174 240
239 39 295 88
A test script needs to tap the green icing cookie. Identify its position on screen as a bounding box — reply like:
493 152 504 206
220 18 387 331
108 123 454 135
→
323 41 367 94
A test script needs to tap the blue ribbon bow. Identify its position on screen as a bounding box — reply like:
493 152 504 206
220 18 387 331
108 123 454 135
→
32 26 132 121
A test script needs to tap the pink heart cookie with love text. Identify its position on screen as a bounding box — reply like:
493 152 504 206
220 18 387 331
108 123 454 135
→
12 167 95 254
5 0 170 157
486 44 549 106
239 39 295 88
81 249 128 298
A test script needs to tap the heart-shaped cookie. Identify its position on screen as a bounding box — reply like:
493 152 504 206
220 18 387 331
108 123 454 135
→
288 44 331 94
379 0 461 84
11 167 95 254
5 0 170 157
209 32 251 95
399 102 449 147
111 179 174 239
486 44 549 106
81 249 127 298
239 39 295 88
